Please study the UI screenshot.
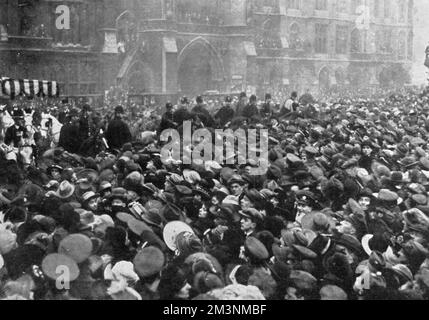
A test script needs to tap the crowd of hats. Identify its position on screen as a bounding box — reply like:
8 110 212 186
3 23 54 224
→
2 88 429 300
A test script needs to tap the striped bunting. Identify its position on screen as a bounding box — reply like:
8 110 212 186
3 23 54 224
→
1 77 59 98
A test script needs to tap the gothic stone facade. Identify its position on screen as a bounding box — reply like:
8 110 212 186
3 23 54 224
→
0 0 415 103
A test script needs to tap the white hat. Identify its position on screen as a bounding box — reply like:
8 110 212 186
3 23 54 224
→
361 234 373 256
108 261 139 284
163 221 194 251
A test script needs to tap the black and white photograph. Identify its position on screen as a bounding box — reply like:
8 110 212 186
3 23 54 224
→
0 0 429 304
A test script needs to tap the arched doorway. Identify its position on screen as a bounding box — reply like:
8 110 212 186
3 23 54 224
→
335 68 345 86
125 61 154 94
178 37 224 97
379 68 392 88
319 67 330 92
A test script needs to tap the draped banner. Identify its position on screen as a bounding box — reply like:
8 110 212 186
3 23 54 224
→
1 77 60 98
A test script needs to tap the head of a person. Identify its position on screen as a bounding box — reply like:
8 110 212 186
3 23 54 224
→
114 105 124 118
81 104 91 116
239 209 263 234
229 181 246 197
12 109 25 126
239 92 247 103
295 194 313 215
362 143 373 156
165 102 174 112
158 264 191 300
358 195 371 211
291 91 298 99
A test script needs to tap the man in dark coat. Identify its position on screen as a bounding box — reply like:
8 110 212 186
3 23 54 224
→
58 109 81 154
158 102 177 134
78 104 92 145
191 96 214 127
173 96 192 125
214 96 235 127
235 92 247 117
105 105 132 150
260 93 273 118
241 95 259 121
5 109 27 147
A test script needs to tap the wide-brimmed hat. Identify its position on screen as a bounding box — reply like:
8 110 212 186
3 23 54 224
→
192 187 211 201
301 212 335 232
82 191 99 203
292 244 317 259
127 218 152 236
141 183 159 196
107 188 128 203
244 237 269 261
333 233 363 255
55 181 75 199
141 208 163 228
98 181 112 193
133 246 165 278
389 171 407 185
58 234 93 263
227 174 246 186
76 169 99 184
239 208 265 223
116 212 136 224
162 221 194 251
361 234 389 256
42 253 80 282
289 270 317 292
373 189 399 203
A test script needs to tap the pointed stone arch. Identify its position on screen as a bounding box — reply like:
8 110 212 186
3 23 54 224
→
177 37 226 96
125 60 154 94
318 66 331 92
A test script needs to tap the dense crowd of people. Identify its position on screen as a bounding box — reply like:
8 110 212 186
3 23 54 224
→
0 85 429 300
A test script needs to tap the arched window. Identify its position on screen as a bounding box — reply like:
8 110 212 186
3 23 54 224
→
319 67 330 92
351 28 361 53
384 0 390 18
407 30 413 60
408 0 413 23
374 0 380 17
398 31 406 60
351 0 363 15
288 0 300 10
290 23 301 49
316 0 327 10
398 0 406 22
336 25 348 54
